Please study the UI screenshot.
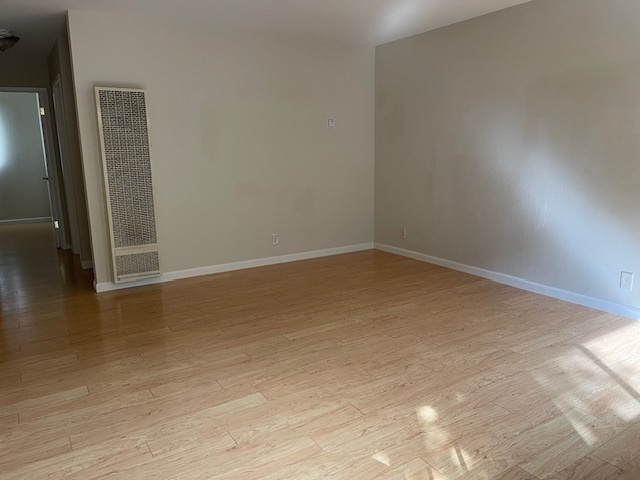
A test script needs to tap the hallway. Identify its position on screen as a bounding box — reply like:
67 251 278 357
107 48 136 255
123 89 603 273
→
0 221 93 318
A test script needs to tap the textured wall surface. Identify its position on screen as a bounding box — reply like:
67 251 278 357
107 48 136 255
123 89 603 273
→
376 0 640 308
68 10 375 284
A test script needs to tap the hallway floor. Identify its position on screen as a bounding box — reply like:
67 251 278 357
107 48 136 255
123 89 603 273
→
0 222 93 314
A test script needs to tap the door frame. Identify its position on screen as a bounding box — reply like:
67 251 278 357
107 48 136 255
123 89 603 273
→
0 87 70 250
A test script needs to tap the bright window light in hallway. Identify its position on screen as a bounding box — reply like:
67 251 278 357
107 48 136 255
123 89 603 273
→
0 104 8 171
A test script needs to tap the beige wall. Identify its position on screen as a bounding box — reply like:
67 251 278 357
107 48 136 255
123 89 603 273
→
48 33 93 266
67 10 375 285
376 0 640 309
0 92 51 221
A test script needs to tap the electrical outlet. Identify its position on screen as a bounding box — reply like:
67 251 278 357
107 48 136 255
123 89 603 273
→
400 228 407 240
621 271 634 291
272 234 279 246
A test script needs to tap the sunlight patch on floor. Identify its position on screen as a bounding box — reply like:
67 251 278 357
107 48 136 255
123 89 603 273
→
371 451 391 466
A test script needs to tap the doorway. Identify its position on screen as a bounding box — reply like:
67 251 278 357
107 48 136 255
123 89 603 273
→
0 89 93 305
0 89 67 248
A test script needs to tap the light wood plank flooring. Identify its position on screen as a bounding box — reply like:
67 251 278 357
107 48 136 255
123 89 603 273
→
2 223 640 479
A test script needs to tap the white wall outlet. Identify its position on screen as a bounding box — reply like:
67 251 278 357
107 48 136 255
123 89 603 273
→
400 227 407 240
620 271 634 291
327 117 336 129
272 233 279 246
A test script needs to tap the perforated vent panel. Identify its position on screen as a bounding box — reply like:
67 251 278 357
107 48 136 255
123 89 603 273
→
115 251 160 277
96 88 161 283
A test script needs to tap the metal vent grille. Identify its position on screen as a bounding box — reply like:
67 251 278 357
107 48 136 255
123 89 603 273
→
115 251 160 277
95 87 161 283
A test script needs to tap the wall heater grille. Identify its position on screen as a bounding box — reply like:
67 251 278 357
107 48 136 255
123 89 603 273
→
95 87 161 283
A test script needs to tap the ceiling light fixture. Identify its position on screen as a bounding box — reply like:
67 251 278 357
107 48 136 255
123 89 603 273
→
0 29 20 52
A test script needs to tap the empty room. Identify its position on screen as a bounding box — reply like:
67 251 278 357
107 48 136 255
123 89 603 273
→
1 0 640 478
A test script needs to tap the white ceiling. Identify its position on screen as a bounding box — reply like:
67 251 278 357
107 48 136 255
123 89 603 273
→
1 0 533 56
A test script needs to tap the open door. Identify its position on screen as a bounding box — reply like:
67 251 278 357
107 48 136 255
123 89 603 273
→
37 107 61 249
35 91 69 250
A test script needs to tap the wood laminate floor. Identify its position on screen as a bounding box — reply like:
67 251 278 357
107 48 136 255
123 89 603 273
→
1 223 640 479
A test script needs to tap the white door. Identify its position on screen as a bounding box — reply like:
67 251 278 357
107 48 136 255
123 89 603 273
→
35 91 69 250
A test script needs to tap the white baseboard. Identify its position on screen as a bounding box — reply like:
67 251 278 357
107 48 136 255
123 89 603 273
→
81 260 93 270
0 217 52 225
94 243 374 293
375 243 640 320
